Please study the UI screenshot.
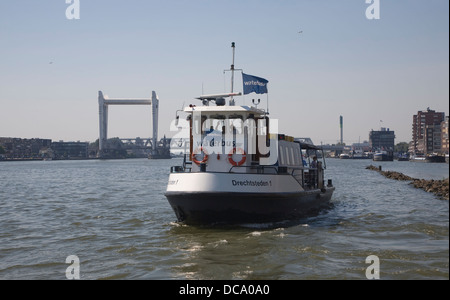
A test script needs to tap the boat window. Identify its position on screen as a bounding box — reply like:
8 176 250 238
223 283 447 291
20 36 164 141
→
292 148 298 165
279 145 285 165
285 147 290 165
290 147 296 165
226 117 244 135
209 114 226 120
228 114 244 120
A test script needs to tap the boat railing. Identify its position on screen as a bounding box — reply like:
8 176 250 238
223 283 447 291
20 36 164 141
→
228 164 323 190
289 166 322 189
228 164 279 174
171 158 325 190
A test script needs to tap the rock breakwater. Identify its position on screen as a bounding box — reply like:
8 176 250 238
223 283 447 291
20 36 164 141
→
366 165 449 200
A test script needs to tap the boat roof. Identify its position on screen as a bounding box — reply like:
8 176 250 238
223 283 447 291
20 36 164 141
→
184 105 265 115
297 142 322 150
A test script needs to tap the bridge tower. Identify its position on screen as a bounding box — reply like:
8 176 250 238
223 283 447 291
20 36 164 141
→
98 91 159 156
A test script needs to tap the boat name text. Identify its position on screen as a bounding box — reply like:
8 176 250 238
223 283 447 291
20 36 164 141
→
232 180 272 187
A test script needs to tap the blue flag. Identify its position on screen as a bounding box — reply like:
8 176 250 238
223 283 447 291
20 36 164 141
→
242 73 268 95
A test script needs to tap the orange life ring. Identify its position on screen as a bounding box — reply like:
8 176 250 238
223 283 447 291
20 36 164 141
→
192 147 209 165
228 147 246 166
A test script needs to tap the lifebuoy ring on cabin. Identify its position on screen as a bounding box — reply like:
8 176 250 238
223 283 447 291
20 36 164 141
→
192 147 209 165
228 147 247 166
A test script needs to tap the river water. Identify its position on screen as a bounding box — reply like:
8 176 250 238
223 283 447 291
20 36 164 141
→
0 158 448 280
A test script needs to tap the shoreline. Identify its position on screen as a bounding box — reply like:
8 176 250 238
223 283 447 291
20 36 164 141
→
0 158 99 162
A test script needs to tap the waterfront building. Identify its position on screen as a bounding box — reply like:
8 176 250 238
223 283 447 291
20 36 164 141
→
424 124 443 154
441 116 449 154
51 141 89 159
411 108 445 154
369 128 395 151
0 137 91 160
0 137 52 159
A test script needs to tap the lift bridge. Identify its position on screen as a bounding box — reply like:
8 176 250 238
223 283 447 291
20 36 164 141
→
98 91 170 159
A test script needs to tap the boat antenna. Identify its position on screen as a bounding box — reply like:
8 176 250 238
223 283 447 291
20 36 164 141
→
230 42 236 106
224 42 243 106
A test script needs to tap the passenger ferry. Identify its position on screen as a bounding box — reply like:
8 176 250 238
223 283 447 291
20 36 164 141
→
164 45 335 225
373 150 394 161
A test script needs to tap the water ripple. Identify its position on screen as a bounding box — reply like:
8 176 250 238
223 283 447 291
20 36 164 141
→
0 158 448 279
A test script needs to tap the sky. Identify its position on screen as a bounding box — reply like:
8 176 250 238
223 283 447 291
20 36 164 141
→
0 0 448 145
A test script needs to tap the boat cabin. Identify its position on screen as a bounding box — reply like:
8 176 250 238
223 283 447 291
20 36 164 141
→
172 96 327 190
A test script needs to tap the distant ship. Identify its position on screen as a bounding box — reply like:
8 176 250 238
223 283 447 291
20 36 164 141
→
409 153 445 163
373 151 393 161
409 154 426 162
397 154 409 161
424 153 446 163
339 153 350 159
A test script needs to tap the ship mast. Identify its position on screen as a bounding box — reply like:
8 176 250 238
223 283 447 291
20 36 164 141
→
222 42 242 106
230 42 236 106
